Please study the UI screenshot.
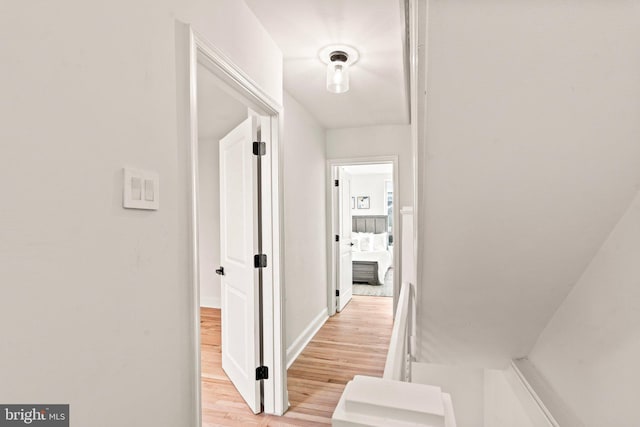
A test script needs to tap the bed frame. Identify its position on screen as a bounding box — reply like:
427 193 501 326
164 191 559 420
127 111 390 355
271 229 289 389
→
352 215 388 285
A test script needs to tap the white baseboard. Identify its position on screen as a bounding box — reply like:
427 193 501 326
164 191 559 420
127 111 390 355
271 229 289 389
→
286 307 329 369
200 295 220 309
511 358 583 427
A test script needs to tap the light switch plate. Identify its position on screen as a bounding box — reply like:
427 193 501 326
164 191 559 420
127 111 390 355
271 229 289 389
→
123 168 159 210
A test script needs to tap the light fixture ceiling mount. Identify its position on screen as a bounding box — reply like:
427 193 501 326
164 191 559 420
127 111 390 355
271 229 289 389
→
319 45 359 94
330 51 348 63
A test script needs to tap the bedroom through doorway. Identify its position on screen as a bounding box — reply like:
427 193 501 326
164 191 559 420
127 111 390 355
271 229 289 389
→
328 158 399 316
347 164 394 297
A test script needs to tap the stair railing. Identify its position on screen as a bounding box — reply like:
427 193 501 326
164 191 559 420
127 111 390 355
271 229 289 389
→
383 281 415 382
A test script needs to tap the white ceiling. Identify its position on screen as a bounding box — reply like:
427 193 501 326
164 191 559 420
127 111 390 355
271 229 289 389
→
245 0 410 129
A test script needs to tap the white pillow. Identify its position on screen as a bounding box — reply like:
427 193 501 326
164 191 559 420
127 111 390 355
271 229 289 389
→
349 232 360 251
359 233 374 252
351 235 361 251
373 232 388 251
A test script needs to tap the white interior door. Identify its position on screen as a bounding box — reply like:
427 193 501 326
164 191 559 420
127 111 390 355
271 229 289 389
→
337 167 353 312
219 116 261 414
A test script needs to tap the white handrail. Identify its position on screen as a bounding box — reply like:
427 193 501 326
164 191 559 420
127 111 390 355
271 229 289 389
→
383 282 414 381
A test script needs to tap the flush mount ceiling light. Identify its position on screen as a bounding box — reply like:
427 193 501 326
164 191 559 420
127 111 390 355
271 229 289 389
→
319 45 359 94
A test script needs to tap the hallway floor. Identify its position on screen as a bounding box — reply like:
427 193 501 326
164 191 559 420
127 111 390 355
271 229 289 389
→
200 295 394 426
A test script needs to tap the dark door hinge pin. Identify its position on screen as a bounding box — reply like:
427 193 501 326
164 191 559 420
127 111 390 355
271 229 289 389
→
254 254 267 269
253 141 266 156
256 366 269 381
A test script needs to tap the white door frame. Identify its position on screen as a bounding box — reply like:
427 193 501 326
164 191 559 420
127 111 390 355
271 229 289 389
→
176 22 287 423
326 156 400 316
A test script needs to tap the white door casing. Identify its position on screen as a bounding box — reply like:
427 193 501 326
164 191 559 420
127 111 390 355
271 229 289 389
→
219 116 261 414
181 23 287 421
337 167 353 312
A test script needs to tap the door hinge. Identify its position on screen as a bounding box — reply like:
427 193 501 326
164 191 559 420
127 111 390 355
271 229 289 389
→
336 289 340 297
256 366 269 381
254 254 267 269
334 179 339 187
253 141 266 156
335 235 340 242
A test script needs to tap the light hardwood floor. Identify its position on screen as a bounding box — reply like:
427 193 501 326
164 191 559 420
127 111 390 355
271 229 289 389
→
200 295 394 426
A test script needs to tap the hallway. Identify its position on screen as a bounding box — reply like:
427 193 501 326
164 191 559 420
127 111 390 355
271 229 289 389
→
200 295 394 425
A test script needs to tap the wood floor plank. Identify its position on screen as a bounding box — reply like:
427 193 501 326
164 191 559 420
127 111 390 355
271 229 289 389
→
200 295 393 426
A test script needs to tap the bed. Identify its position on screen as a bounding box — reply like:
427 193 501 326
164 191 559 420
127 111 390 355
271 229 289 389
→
351 215 393 285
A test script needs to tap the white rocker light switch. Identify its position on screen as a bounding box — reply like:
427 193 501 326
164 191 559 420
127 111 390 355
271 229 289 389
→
123 168 159 210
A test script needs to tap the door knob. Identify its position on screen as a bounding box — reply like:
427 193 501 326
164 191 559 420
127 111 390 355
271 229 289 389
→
349 242 355 246
215 266 225 276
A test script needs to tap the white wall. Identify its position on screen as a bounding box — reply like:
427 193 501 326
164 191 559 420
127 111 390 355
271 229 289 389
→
327 125 412 211
413 362 555 427
412 362 485 427
198 138 221 308
417 0 640 367
484 367 551 427
350 173 392 217
282 92 328 361
528 189 640 426
0 1 281 425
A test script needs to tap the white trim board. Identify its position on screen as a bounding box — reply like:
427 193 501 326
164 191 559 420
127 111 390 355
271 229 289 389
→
512 359 584 427
286 308 329 369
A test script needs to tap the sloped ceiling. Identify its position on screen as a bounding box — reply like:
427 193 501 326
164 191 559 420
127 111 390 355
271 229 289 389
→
419 0 640 367
245 0 409 129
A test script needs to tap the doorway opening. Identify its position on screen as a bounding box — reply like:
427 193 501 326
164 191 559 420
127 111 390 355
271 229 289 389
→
177 24 287 425
327 157 399 316
196 62 260 422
